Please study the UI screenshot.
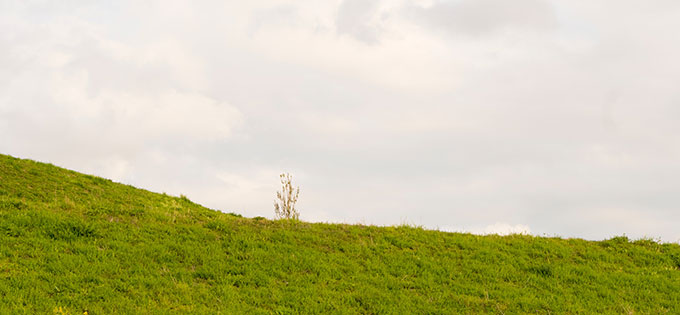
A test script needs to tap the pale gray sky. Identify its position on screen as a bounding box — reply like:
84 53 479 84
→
2 0 680 241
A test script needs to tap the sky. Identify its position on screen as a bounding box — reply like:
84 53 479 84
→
1 0 680 242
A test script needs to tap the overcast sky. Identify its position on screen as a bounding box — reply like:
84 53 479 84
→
2 0 680 242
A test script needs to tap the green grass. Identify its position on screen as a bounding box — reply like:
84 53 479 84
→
1 153 679 314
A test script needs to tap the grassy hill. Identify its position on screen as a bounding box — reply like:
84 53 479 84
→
1 153 679 314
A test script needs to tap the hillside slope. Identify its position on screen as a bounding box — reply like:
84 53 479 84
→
1 154 679 314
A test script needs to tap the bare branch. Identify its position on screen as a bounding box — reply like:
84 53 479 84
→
274 173 300 219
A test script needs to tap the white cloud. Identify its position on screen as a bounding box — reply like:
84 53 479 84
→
0 6 242 186
2 0 680 242
406 0 557 37
335 0 384 44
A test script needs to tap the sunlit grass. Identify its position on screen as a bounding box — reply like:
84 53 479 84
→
1 154 679 313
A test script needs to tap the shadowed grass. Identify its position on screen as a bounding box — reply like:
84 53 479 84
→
1 153 679 313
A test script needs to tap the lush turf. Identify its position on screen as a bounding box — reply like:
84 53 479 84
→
1 154 679 314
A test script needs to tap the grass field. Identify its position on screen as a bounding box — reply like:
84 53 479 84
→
1 153 679 314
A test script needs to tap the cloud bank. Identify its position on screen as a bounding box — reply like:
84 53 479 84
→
2 0 680 242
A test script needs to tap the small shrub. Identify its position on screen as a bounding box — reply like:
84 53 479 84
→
273 173 300 220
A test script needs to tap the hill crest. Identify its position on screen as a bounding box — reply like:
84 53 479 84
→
1 153 679 313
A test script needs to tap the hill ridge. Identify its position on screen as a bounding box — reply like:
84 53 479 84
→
1 153 679 313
